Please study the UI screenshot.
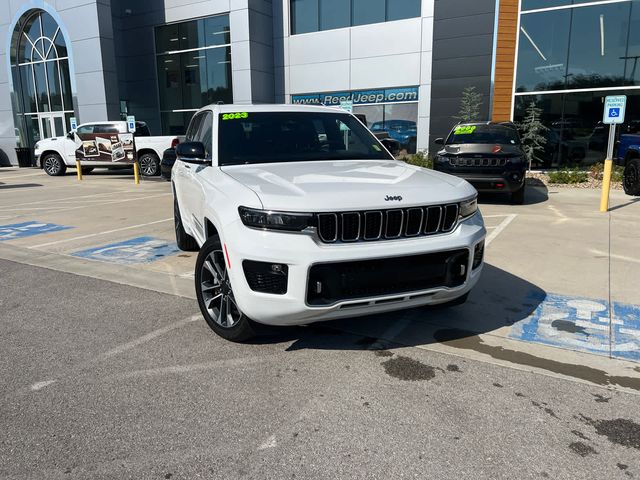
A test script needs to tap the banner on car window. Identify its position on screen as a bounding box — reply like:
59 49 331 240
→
291 86 419 106
74 132 136 164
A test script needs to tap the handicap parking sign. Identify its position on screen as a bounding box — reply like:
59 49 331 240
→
72 236 179 265
603 95 626 124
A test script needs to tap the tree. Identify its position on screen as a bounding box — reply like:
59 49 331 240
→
454 86 483 122
518 101 548 171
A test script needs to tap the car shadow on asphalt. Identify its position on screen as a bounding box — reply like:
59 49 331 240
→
478 184 549 206
248 263 546 352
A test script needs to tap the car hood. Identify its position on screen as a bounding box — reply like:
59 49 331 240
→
222 160 475 212
439 144 522 157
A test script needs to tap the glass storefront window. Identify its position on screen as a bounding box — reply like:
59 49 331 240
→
623 1 640 85
354 102 418 153
205 15 231 47
291 0 319 34
320 0 350 30
386 0 422 22
516 10 571 92
514 90 640 168
566 2 630 89
353 0 386 26
291 0 421 34
155 14 232 135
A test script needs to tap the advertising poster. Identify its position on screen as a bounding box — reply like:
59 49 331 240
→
74 131 136 164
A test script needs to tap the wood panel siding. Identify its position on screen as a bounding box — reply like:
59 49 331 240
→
492 0 519 121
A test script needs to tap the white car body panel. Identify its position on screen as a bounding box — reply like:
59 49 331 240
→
174 104 486 326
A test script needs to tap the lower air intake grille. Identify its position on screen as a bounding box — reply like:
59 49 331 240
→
307 249 469 306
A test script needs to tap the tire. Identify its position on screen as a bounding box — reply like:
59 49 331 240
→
623 159 640 196
174 197 199 252
81 167 94 174
195 235 257 342
510 184 525 205
42 154 67 176
139 153 160 177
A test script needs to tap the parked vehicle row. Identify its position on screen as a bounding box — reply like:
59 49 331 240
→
34 121 179 177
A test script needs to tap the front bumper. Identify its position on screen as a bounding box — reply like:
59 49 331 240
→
435 165 525 193
221 211 486 326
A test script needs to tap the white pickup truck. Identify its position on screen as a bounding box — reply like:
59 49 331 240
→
172 104 486 342
34 121 179 177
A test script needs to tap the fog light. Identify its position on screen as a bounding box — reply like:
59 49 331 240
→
473 241 484 270
243 260 289 294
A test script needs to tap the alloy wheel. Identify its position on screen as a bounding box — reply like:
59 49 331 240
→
200 249 242 328
44 156 60 175
139 156 157 176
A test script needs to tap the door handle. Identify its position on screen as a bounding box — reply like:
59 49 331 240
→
183 164 191 169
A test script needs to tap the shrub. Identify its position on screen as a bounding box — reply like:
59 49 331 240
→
402 151 433 169
589 162 624 182
548 168 589 184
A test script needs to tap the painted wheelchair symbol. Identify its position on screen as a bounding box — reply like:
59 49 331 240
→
73 236 179 265
511 293 640 361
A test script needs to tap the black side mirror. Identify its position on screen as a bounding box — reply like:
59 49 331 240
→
67 132 75 139
381 138 400 155
434 138 444 145
176 141 209 165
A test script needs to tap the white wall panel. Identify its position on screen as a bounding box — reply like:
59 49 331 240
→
290 60 350 93
350 53 421 90
289 29 350 65
350 19 421 59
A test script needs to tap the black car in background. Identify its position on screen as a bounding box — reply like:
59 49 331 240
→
160 147 176 181
433 122 527 204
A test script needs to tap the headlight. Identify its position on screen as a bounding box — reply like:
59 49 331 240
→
238 206 313 231
459 197 478 219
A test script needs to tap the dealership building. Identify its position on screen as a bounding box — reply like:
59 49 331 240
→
0 0 636 167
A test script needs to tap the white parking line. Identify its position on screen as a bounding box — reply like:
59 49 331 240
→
486 214 517 246
590 249 640 265
99 314 200 360
0 172 47 181
30 380 56 391
31 218 173 248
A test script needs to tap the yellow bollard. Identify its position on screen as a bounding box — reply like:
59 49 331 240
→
599 159 613 212
76 160 83 181
133 161 140 185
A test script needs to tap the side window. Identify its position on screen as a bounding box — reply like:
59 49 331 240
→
186 114 203 142
76 125 94 135
136 124 151 136
94 124 121 134
197 112 213 157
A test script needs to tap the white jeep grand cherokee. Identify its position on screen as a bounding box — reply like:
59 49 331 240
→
173 104 486 341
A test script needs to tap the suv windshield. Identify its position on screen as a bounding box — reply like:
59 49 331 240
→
218 111 393 166
446 124 520 145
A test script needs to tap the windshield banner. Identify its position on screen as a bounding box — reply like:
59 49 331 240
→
292 87 419 106
74 132 136 164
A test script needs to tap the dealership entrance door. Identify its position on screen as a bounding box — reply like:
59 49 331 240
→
38 112 66 140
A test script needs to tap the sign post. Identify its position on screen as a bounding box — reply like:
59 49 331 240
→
127 116 140 185
600 95 626 212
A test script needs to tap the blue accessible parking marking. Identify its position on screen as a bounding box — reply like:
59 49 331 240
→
509 292 640 362
0 221 72 241
72 236 180 265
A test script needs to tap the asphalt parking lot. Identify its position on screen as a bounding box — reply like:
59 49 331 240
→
1 167 640 479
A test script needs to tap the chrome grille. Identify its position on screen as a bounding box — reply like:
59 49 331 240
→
449 157 507 167
316 204 460 243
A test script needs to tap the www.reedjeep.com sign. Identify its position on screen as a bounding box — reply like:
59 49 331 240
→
74 131 136 164
292 87 419 106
